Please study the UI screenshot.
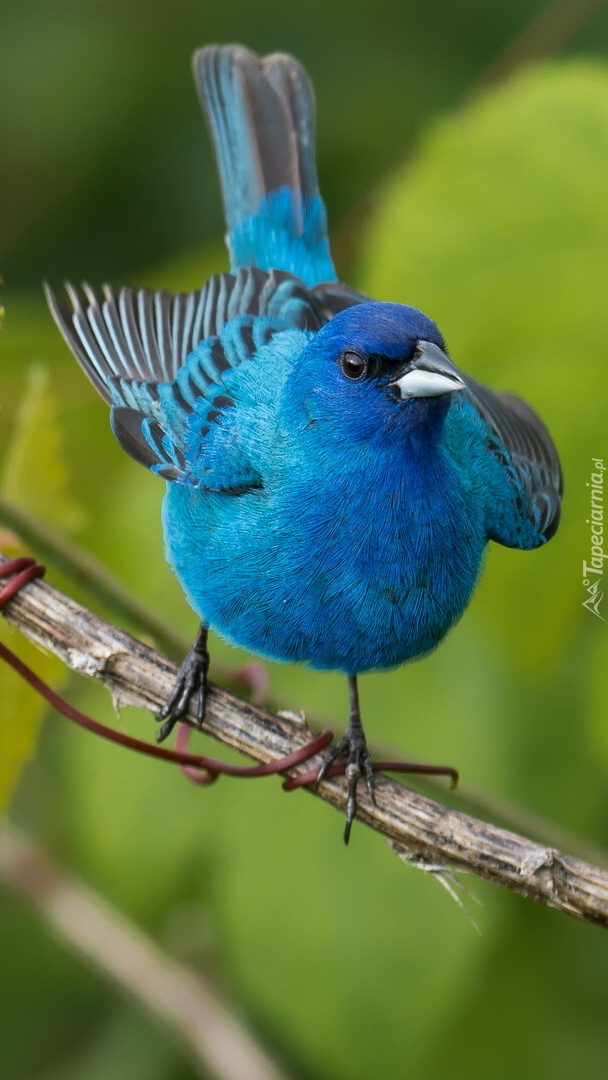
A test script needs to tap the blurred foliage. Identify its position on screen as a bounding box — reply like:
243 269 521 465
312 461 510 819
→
2 365 85 533
361 59 608 820
4 0 608 289
0 366 77 813
1 4 608 1080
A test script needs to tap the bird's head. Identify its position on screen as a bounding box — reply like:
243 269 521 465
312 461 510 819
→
283 301 465 444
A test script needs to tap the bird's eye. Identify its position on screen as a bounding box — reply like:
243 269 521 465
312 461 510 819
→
339 350 367 381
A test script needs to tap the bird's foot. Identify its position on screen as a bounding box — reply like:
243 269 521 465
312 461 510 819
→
157 626 209 744
317 728 376 845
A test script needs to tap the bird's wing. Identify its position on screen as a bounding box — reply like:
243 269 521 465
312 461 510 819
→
463 376 562 546
45 273 365 491
46 270 327 402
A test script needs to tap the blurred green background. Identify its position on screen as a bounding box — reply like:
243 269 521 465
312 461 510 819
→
1 1 608 1078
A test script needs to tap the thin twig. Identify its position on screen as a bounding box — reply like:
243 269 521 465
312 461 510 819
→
0 824 291 1080
477 0 605 89
2 552 608 929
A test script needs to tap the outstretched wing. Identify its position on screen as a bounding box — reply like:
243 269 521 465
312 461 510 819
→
45 270 365 490
463 376 562 546
46 269 325 403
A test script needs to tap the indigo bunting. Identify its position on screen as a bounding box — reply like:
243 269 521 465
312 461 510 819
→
46 45 562 840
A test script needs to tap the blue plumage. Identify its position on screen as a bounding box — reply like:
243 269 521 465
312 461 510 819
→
193 46 336 284
46 44 562 840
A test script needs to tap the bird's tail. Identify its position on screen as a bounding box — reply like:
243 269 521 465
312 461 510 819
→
193 45 337 288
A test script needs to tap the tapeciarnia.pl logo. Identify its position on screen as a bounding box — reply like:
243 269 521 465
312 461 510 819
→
582 457 605 620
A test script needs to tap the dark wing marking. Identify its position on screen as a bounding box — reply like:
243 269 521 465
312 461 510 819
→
110 401 261 493
111 408 185 482
464 376 562 542
311 281 370 320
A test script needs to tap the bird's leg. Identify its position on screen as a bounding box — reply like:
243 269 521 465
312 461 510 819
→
317 675 376 844
157 623 209 744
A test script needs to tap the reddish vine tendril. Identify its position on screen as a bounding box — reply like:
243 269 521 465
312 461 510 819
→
0 556 333 782
0 556 458 794
282 759 458 791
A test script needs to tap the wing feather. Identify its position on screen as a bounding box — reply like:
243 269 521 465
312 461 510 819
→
45 267 340 488
463 376 562 544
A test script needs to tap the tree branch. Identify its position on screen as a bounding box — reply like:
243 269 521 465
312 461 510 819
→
478 0 605 89
4 507 602 864
2 552 608 930
0 823 292 1080
0 494 188 660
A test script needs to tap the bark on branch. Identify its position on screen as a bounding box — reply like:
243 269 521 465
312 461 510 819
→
2 552 608 930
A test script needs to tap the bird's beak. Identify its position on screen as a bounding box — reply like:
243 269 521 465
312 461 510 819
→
393 341 465 399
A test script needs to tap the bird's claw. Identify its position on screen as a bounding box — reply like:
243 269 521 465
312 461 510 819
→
317 731 376 845
157 628 209 743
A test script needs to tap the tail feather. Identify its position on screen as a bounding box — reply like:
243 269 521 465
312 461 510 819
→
193 45 336 287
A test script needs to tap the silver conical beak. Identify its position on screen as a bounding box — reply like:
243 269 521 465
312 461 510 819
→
393 341 465 399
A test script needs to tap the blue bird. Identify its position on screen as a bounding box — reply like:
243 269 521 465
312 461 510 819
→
46 44 562 840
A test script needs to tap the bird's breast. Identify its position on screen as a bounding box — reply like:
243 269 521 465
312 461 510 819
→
163 444 487 673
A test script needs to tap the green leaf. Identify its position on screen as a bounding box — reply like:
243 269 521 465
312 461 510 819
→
0 364 83 814
1 364 85 533
0 626 61 814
